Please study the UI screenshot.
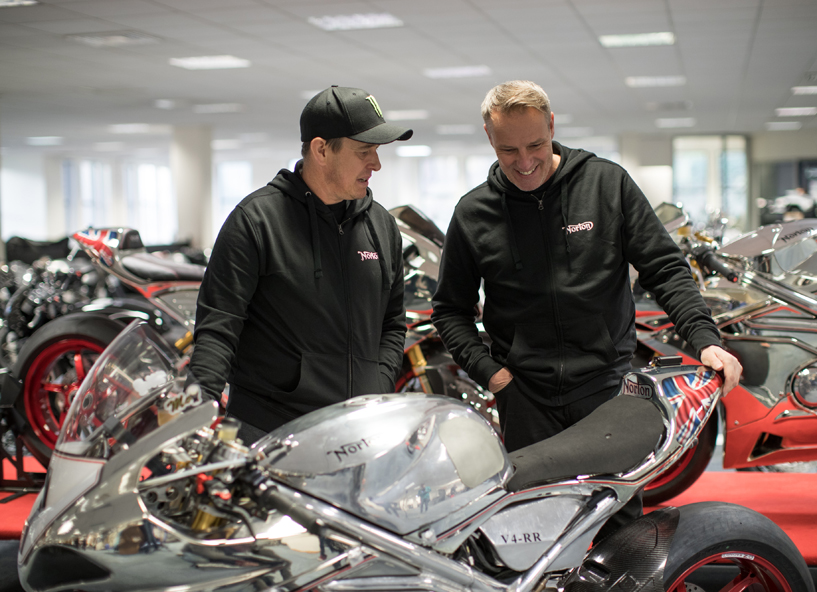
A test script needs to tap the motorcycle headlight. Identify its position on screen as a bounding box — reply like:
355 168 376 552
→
792 366 817 408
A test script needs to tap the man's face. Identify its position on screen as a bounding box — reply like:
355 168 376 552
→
484 107 556 192
324 137 382 202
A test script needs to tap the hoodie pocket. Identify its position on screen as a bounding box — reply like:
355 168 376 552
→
505 315 618 390
352 355 389 395
561 314 618 384
289 352 348 411
506 321 560 389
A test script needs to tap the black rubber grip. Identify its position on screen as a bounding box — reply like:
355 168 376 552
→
696 249 739 283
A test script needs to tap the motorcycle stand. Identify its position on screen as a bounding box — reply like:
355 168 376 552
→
0 410 45 502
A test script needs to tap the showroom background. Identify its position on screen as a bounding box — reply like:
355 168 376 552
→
1 0 816 252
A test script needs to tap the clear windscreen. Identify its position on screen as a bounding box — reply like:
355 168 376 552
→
56 320 192 459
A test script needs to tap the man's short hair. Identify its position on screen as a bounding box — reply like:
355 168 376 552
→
301 137 344 159
481 80 551 124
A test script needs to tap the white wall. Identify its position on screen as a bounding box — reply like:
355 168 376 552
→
0 151 49 241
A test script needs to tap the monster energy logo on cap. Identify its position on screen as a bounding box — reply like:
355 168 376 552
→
366 95 383 118
300 86 413 145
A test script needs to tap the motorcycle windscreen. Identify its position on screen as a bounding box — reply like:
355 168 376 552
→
55 319 184 459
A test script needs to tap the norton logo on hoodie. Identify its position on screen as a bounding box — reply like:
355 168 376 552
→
358 250 379 261
564 221 594 234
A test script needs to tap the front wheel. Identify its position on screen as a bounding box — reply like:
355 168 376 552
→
665 502 813 592
12 313 124 466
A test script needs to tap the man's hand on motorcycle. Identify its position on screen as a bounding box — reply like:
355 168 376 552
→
489 367 514 392
700 345 742 394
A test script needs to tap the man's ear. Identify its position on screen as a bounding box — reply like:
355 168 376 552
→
310 137 328 164
483 122 494 147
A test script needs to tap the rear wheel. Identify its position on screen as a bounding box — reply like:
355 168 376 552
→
665 502 812 592
13 313 123 466
644 414 719 506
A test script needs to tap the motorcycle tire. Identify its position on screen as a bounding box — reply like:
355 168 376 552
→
643 413 719 506
12 313 124 467
664 502 813 592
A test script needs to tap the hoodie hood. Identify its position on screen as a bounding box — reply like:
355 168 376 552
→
487 142 596 267
268 162 388 287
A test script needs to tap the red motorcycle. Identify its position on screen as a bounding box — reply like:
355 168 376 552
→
1 227 203 467
637 203 817 504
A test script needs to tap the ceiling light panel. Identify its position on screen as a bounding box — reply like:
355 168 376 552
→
626 75 686 88
655 117 696 128
599 32 675 48
792 86 817 95
308 13 403 31
397 145 432 157
67 31 161 48
108 124 170 134
193 103 244 114
766 121 803 131
424 65 491 79
384 110 429 121
775 107 817 116
169 55 250 70
0 0 37 6
26 136 62 146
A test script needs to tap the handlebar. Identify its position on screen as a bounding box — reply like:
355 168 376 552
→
691 246 739 283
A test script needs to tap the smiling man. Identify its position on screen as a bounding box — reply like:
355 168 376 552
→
431 80 740 538
190 86 412 442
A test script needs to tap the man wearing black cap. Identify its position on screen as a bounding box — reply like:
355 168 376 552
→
189 86 413 442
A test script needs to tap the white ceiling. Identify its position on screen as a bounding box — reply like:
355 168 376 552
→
1 0 816 157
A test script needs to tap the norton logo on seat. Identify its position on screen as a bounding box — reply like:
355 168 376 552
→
358 250 379 261
623 378 654 399
564 221 594 234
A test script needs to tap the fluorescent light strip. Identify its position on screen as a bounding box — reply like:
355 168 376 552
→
424 65 491 79
193 103 243 114
396 145 432 157
655 117 696 128
308 13 403 31
554 114 573 124
0 0 38 7
212 139 242 150
385 110 429 121
169 55 250 70
766 122 803 131
300 90 322 100
626 75 686 87
26 136 63 146
68 31 160 48
600 32 675 48
792 86 817 95
775 107 817 117
108 123 170 134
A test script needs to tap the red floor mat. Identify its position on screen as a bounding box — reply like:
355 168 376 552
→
1 457 45 540
648 471 817 565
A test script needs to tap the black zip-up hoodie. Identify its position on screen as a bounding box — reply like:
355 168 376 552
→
432 142 721 406
190 165 406 428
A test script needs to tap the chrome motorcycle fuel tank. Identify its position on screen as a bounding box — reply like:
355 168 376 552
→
719 220 817 274
255 393 512 535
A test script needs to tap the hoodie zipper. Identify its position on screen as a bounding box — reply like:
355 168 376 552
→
338 217 353 397
535 194 566 397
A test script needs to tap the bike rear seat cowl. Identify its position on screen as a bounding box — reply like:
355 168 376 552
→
506 395 665 492
121 252 206 282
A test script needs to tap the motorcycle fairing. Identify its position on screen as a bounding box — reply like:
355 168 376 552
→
564 507 680 592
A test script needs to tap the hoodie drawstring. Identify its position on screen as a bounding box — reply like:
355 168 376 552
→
305 192 323 279
500 193 524 271
365 213 391 290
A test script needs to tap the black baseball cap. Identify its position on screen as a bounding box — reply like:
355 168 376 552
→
300 86 413 144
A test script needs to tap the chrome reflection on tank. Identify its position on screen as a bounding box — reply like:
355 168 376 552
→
255 394 512 535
